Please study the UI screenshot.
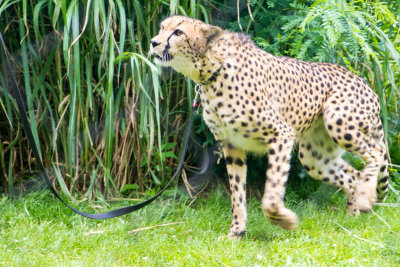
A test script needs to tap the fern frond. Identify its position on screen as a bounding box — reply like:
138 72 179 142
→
299 4 321 33
281 16 306 32
322 9 343 47
346 18 377 61
372 1 396 24
297 39 313 60
351 10 368 28
326 8 344 34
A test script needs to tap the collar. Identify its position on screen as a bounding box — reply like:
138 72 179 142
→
199 64 224 86
193 64 223 108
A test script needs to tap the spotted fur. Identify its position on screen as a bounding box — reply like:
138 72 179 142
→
150 16 389 238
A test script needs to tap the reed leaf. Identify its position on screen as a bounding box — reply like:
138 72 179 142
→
0 0 213 198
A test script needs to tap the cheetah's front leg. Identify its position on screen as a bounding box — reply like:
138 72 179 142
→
222 143 247 238
262 133 298 230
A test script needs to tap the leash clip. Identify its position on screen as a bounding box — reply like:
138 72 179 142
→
193 83 202 108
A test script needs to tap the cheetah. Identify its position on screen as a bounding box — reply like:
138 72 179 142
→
150 16 389 238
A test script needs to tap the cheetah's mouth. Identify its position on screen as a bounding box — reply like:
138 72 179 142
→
155 52 174 62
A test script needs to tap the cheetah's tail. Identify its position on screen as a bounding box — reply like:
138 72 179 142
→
376 146 389 203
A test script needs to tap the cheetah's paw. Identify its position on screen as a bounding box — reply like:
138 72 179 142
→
266 207 299 230
355 180 377 212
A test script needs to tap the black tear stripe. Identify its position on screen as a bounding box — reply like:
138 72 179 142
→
164 28 193 61
163 28 181 58
166 21 185 49
164 33 174 56
166 24 198 55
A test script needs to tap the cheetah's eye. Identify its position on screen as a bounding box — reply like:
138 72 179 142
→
174 29 184 36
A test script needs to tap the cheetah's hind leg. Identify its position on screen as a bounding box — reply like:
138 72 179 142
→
298 118 362 216
323 108 385 213
350 125 389 210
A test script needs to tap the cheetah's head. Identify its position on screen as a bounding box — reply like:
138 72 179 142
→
150 16 222 81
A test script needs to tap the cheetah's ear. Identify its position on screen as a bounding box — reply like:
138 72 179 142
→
201 24 222 48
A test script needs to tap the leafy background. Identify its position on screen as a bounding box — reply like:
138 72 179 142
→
0 0 399 202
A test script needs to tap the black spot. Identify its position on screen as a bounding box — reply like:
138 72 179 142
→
312 151 318 158
379 176 388 184
344 133 352 141
235 175 240 183
235 158 244 166
336 118 343 125
234 231 245 237
225 156 233 164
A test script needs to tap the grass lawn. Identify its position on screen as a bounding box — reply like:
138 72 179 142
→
1 185 400 266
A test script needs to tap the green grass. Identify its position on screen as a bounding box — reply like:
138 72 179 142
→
1 187 400 266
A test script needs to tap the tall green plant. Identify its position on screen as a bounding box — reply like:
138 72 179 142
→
0 0 213 199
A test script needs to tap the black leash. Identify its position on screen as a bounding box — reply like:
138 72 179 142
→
0 32 207 219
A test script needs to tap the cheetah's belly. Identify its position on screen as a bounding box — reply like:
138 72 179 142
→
227 133 267 154
203 108 267 154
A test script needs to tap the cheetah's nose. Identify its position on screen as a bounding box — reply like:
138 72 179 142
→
151 40 160 47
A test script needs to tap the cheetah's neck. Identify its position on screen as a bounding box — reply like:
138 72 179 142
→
171 37 226 84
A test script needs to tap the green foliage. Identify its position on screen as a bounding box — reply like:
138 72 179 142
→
0 0 214 198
